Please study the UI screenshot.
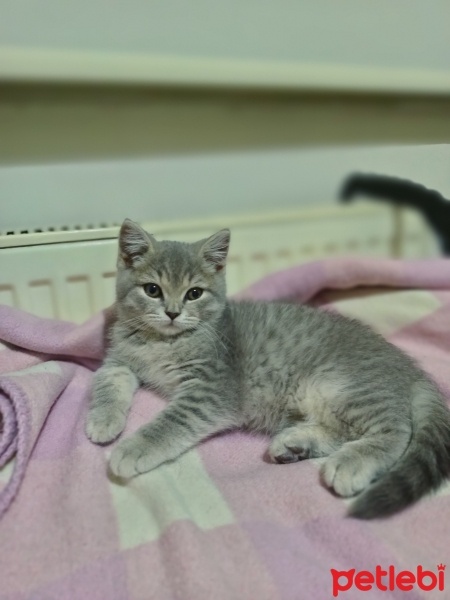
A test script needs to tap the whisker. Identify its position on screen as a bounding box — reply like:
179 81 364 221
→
200 322 231 359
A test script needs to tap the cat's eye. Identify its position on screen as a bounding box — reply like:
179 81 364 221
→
143 283 162 298
185 288 203 301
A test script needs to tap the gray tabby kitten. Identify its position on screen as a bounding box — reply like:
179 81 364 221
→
86 219 450 519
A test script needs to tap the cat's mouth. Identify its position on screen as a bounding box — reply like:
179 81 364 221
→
160 320 185 335
150 316 197 337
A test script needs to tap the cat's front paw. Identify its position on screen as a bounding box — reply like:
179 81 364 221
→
86 408 126 444
109 434 159 478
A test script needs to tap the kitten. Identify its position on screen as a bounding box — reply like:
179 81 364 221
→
340 173 450 254
86 219 450 519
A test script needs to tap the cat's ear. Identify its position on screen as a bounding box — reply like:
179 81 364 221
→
118 219 154 267
199 229 230 272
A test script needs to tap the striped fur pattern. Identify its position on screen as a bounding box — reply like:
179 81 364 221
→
86 219 450 519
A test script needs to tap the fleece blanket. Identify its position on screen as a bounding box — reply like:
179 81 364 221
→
1 258 450 600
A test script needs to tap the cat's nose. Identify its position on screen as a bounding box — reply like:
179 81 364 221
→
165 311 180 321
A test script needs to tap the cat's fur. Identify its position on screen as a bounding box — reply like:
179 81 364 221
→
341 173 450 254
86 219 450 519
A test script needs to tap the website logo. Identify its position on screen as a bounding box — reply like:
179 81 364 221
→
331 564 445 597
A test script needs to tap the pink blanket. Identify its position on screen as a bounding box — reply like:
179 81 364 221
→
1 258 450 600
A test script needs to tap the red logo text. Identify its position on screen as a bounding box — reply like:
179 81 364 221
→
331 564 445 597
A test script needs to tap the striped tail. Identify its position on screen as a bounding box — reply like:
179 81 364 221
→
350 381 450 519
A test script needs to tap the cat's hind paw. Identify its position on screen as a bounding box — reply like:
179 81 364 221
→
268 428 315 464
321 453 374 497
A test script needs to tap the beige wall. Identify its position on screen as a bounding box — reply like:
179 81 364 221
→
1 84 450 165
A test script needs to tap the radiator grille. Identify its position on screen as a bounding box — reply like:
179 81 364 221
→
0 204 435 322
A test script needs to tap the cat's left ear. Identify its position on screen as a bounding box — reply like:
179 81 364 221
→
199 229 230 272
118 219 155 267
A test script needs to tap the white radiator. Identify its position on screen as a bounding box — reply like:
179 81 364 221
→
0 203 435 323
